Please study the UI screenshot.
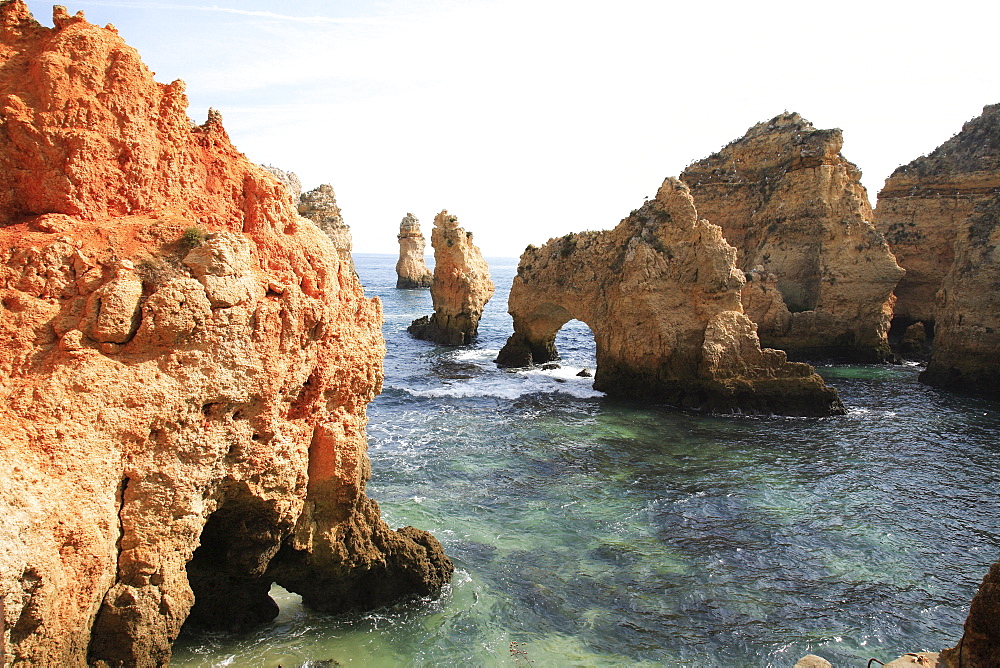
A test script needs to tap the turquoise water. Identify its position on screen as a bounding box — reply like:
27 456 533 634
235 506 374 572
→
173 253 1000 666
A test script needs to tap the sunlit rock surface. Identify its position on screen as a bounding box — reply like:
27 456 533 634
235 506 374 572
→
496 178 844 416
682 113 903 362
395 213 433 288
408 210 494 345
0 3 451 664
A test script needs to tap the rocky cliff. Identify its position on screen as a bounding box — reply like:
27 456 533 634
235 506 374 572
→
261 164 303 202
395 213 433 288
408 210 494 345
0 3 451 665
874 105 1000 392
941 560 1000 667
681 113 903 362
495 178 844 416
298 183 355 274
875 104 1000 327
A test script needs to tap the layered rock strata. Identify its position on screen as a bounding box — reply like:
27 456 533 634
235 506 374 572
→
495 178 844 416
408 210 494 345
875 104 1000 327
941 560 1000 667
0 3 451 665
681 113 904 362
874 105 1000 392
298 183 355 274
395 213 433 288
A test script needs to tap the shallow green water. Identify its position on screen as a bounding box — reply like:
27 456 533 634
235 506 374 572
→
173 254 1000 666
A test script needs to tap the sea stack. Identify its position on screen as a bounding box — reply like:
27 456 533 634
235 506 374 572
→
298 183 355 273
408 210 495 345
875 104 1000 393
496 178 844 416
395 213 433 288
681 113 904 362
0 3 452 664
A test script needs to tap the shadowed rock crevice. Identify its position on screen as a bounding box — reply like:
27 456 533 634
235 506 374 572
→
496 178 844 416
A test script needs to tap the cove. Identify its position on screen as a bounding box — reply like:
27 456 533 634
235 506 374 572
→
173 254 1000 666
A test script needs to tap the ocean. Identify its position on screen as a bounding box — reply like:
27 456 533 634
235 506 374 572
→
173 253 1000 666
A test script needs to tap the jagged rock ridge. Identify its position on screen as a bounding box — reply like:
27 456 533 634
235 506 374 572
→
495 178 844 416
0 3 451 665
408 210 494 345
396 213 433 288
681 112 904 362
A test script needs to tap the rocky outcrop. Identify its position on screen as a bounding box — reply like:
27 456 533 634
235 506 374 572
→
395 213 433 288
873 105 1000 393
875 104 1000 327
298 183 355 274
261 164 302 202
0 3 451 665
495 178 844 416
408 210 494 345
940 560 1000 667
681 113 904 362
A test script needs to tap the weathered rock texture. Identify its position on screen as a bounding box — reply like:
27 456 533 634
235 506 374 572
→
408 210 494 345
298 183 355 274
0 3 452 665
495 178 844 416
395 213 433 289
874 105 1000 392
261 164 302 202
940 560 1000 667
681 113 904 362
875 105 1000 327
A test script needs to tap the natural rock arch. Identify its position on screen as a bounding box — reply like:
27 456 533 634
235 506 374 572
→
497 178 844 416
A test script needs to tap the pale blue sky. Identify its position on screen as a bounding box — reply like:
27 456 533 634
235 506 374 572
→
24 0 1000 257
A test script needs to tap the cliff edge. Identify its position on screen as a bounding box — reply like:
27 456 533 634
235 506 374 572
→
682 113 903 362
0 3 451 665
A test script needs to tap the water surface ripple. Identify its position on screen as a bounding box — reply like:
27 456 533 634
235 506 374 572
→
174 254 1000 667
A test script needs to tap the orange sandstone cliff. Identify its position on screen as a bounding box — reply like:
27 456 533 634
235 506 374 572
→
408 210 494 345
495 178 844 416
681 113 904 362
0 3 451 665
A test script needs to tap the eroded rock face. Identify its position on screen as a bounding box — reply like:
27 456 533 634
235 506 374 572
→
940 560 1000 667
873 105 1000 393
408 210 494 345
298 183 355 274
495 178 844 416
395 213 433 288
0 3 451 665
681 113 904 362
261 164 302 202
875 104 1000 327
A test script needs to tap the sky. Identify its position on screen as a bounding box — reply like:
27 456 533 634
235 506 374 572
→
22 0 1000 257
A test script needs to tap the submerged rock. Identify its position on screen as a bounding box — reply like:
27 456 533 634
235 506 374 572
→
682 112 903 362
395 213 433 288
0 3 451 664
408 210 495 345
496 178 844 416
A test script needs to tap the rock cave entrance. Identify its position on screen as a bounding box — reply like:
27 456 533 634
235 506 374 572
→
182 486 286 634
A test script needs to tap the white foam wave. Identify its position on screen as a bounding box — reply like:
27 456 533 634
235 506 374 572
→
400 367 605 400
